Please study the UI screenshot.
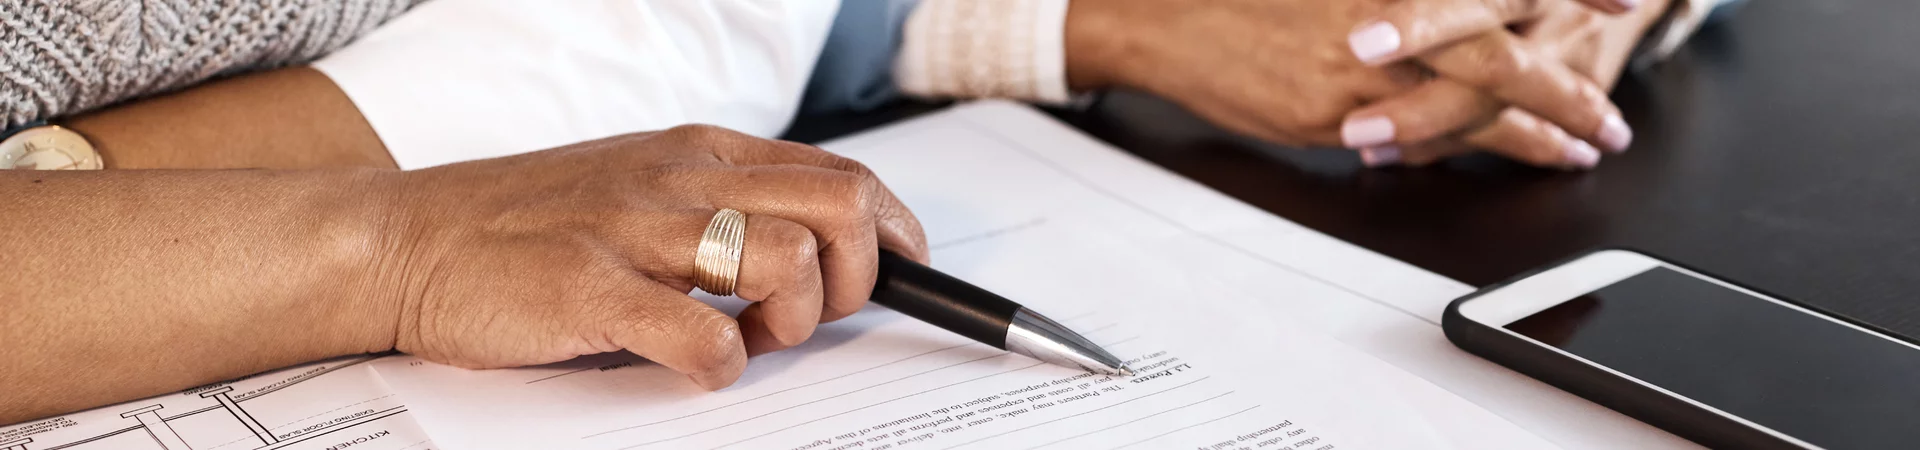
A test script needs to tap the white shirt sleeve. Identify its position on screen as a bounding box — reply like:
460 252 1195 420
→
311 0 841 170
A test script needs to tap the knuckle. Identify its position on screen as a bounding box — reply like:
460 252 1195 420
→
1564 40 1602 74
849 173 882 217
688 310 746 368
628 313 681 344
779 226 824 271
664 124 748 145
774 141 870 175
606 288 669 327
1484 0 1541 17
635 167 724 205
1465 111 1518 140
1570 10 1604 31
815 167 864 193
1386 109 1442 141
1509 118 1571 162
1299 104 1350 133
1505 109 1562 140
636 164 698 190
760 219 822 274
826 155 877 177
1576 84 1613 114
1515 139 1563 163
597 131 662 150
1460 39 1535 86
1517 0 1546 15
612 308 687 352
814 170 876 226
1521 114 1562 137
738 220 820 301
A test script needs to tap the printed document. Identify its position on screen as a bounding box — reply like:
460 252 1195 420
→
0 101 1691 450
367 207 1466 450
0 357 432 450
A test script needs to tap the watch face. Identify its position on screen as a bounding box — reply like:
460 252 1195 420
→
0 126 101 170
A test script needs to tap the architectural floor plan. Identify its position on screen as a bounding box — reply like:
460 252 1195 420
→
0 356 433 450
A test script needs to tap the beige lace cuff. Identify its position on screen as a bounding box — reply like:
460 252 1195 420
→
894 0 1073 104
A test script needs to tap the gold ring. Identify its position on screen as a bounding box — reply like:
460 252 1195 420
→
694 209 747 296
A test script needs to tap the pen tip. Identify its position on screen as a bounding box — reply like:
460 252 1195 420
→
1116 366 1135 377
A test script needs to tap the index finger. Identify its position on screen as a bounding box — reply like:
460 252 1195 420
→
1349 0 1634 65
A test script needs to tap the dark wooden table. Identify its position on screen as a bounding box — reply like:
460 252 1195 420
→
789 0 1920 339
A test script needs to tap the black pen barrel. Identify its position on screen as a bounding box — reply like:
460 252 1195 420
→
870 250 1022 348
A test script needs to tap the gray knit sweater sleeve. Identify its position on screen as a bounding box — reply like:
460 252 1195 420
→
1 0 429 129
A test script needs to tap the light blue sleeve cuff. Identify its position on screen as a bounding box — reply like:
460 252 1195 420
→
1631 0 1749 70
800 0 923 114
1704 0 1748 26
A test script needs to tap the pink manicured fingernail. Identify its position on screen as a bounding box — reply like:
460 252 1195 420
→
1361 146 1403 167
1342 116 1396 148
1564 138 1602 169
1612 0 1641 10
1597 114 1633 152
1349 22 1402 64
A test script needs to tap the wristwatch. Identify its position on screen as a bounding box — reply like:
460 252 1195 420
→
0 121 102 170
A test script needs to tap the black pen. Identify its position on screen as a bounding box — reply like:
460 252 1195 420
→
871 250 1133 376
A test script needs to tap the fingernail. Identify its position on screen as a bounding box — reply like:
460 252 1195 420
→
1597 114 1633 153
1361 146 1403 167
1564 138 1602 169
1342 116 1396 148
1349 22 1403 64
1612 0 1641 10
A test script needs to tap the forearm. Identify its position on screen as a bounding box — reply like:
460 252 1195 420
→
0 169 401 423
65 67 398 170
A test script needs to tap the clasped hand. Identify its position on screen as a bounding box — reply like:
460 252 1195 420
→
1068 0 1657 169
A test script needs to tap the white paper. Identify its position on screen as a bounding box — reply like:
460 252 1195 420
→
373 212 1461 450
0 356 437 450
1 101 1694 450
365 101 1601 450
886 101 1694 449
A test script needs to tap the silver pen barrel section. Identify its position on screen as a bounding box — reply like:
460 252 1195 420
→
1004 308 1133 376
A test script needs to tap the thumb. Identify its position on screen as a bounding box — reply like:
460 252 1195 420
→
593 275 750 390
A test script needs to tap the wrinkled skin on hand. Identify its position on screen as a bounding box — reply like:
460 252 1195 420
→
366 125 930 389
